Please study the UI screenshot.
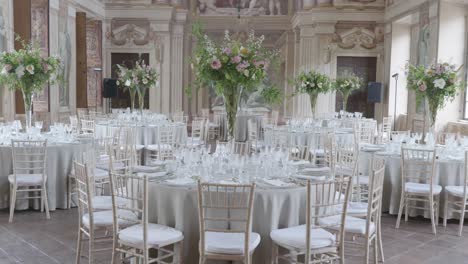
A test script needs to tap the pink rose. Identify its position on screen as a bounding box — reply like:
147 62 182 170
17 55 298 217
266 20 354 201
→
418 82 427 92
211 59 222 70
231 56 241 64
223 48 232 55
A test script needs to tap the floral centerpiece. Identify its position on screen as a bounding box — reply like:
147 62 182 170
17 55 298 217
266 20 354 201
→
132 60 158 113
406 62 463 127
333 74 362 111
0 39 61 129
293 70 331 118
116 64 137 112
191 22 278 140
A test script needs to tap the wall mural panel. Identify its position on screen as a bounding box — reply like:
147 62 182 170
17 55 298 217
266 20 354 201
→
31 0 49 112
86 20 102 108
197 0 286 16
59 0 71 108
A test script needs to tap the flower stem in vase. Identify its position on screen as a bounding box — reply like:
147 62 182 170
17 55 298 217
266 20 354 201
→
342 93 349 112
138 88 146 115
309 92 318 119
22 90 33 130
130 90 136 113
223 87 239 141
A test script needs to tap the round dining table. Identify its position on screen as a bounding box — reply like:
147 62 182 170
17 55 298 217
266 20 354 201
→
147 181 306 264
0 139 92 210
95 122 187 146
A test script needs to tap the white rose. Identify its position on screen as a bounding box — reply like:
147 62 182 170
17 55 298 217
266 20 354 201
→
243 69 249 77
15 65 25 78
433 78 446 89
125 79 131 87
311 83 315 87
142 78 148 84
25 64 34 75
116 80 120 85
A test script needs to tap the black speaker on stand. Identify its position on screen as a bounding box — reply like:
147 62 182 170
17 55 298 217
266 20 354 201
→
103 78 118 113
367 82 383 103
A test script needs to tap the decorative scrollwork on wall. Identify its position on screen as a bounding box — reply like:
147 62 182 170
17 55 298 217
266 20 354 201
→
105 19 162 46
331 27 382 50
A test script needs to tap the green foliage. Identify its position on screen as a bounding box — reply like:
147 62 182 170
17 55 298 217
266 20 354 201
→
190 21 279 95
261 85 283 106
0 37 62 96
293 70 332 96
333 74 362 97
406 62 463 125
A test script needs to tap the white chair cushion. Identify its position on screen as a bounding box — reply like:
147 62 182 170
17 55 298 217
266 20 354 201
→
82 210 138 228
207 122 219 128
136 171 168 179
135 144 145 151
336 202 368 216
270 225 335 250
300 167 331 176
146 144 173 151
187 137 204 147
205 231 261 255
8 174 44 186
119 223 183 248
405 182 442 195
445 185 467 197
318 215 375 235
93 196 127 210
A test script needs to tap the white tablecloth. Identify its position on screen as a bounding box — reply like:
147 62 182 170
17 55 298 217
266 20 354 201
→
0 141 91 210
373 153 465 219
147 183 306 264
95 123 187 146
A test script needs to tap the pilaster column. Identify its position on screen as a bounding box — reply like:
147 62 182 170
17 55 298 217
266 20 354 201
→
303 0 314 9
1 0 15 121
49 0 59 122
295 26 315 117
68 4 77 114
171 24 184 113
160 33 172 114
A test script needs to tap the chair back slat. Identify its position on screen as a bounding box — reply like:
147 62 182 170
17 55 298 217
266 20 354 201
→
11 140 47 180
401 147 436 187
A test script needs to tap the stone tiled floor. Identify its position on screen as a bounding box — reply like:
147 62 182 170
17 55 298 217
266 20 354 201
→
1 209 468 263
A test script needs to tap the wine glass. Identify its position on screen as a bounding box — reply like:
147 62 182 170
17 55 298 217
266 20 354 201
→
35 121 43 132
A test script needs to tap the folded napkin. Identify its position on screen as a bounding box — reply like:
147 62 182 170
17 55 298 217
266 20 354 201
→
263 178 294 187
300 167 331 176
219 180 240 185
166 178 195 185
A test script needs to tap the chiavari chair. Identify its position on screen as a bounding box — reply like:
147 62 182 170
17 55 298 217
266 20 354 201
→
110 169 184 264
197 181 258 264
444 151 468 236
270 177 352 264
8 140 49 222
396 147 441 234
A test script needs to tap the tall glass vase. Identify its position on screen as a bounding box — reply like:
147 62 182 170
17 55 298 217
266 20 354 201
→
22 91 33 131
421 97 437 144
223 87 240 142
342 93 349 112
130 90 136 113
309 92 318 119
137 88 147 115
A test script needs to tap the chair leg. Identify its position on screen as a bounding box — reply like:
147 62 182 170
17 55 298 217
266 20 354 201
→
443 192 449 227
43 185 50 219
68 177 72 210
458 201 466 237
88 232 94 264
111 236 118 264
40 188 44 212
378 218 385 263
271 244 278 264
173 241 183 264
75 228 83 264
404 196 408 222
9 184 17 223
429 196 437 235
434 195 440 226
364 238 370 264
395 193 405 229
373 238 378 264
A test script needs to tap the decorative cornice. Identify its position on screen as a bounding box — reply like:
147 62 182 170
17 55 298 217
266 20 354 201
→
292 8 384 28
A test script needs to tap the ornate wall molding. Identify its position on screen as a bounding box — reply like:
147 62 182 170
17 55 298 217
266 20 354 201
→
105 19 163 46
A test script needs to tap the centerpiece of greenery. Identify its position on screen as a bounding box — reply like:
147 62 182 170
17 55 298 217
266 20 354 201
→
406 62 463 128
333 74 362 111
190 22 278 140
116 64 137 112
133 60 158 113
0 38 61 129
293 70 331 118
